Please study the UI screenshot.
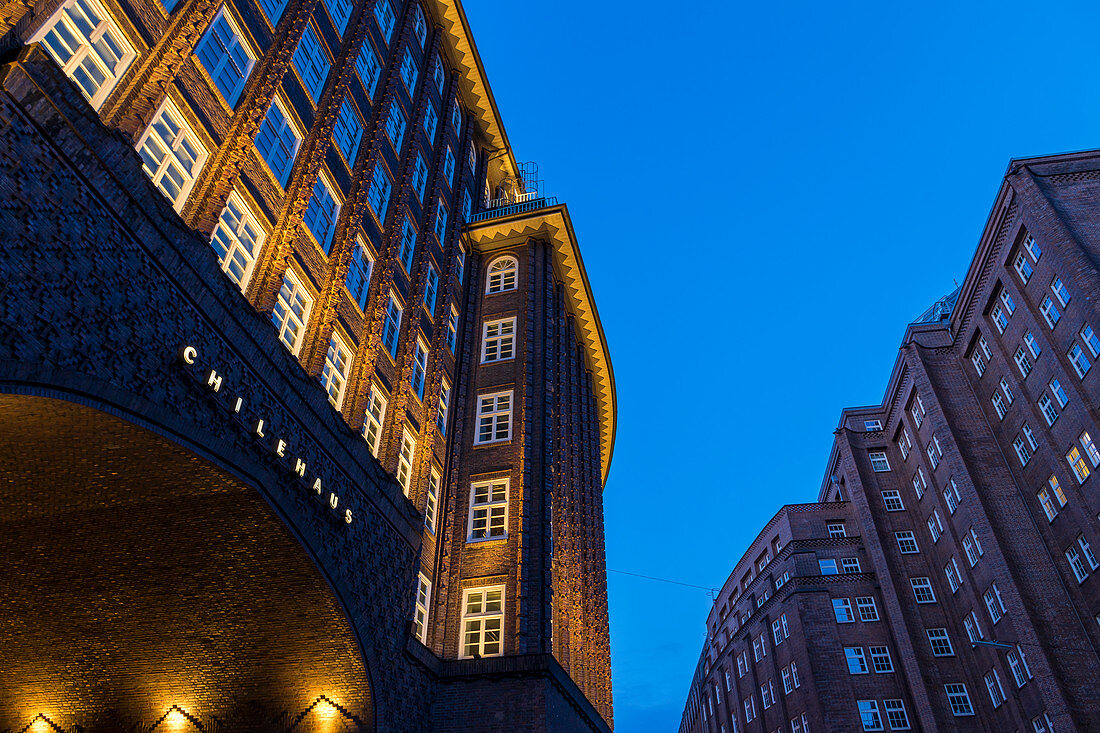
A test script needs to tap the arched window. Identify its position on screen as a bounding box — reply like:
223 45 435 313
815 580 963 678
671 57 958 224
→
486 256 517 294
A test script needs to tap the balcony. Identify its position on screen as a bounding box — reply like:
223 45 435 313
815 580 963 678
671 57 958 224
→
468 194 558 224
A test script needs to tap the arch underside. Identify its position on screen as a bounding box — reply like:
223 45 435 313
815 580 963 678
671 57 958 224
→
0 394 372 732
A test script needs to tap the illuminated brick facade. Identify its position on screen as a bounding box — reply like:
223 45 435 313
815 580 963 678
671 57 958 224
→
679 152 1100 733
0 0 614 729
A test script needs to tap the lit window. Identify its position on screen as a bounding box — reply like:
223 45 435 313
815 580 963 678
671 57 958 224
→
1050 377 1069 407
410 338 428 400
443 147 456 186
255 96 302 186
345 237 373 310
910 577 936 604
832 598 854 623
460 586 504 658
320 332 352 409
34 0 136 110
423 103 438 140
482 318 516 363
869 646 893 673
486 256 518 294
857 699 881 730
1014 347 1033 378
374 0 395 42
399 46 418 90
882 490 904 511
1067 446 1090 484
436 378 450 435
1082 431 1100 467
1013 250 1033 282
1040 296 1061 328
303 171 341 253
332 98 363 164
869 451 891 472
412 572 430 642
423 264 439 313
381 291 403 357
195 7 256 106
396 426 416 494
412 153 429 201
434 200 448 240
945 683 974 716
271 269 312 354
927 628 954 656
292 23 329 103
413 3 427 46
884 700 909 730
137 98 208 211
468 479 508 540
355 41 381 98
398 216 417 272
896 531 919 554
1069 342 1092 378
360 383 387 457
476 391 512 444
384 100 406 150
211 191 264 289
424 467 439 532
446 306 459 353
367 162 392 222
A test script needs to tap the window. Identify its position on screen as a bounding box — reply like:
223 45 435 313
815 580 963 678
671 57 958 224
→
332 98 363 164
896 531 919 554
790 661 800 688
384 100 406 150
926 441 939 468
1014 250 1033 282
482 318 516 363
1041 296 1061 328
1039 393 1058 426
971 349 987 377
320 333 352 409
460 586 504 658
1001 288 1016 314
446 306 459 353
984 583 1006 624
966 611 985 641
1039 485 1059 521
476 391 512 444
912 398 924 426
883 700 909 730
1024 422 1038 450
979 335 992 360
945 683 974 716
412 2 427 45
832 598 854 623
963 534 979 566
456 244 466 283
487 256 518 294
468 479 508 540
412 572 430 642
1023 234 1042 262
443 147 456 186
760 681 774 708
367 163 392 223
869 646 893 673
856 596 879 621
292 23 329 103
423 264 439 313
991 303 1008 333
913 471 925 499
927 512 942 543
1082 324 1100 357
899 431 910 460
781 667 793 695
1069 342 1092 378
436 378 450 435
864 419 883 431
755 633 768 660
425 467 441 529
399 47 418 90
1066 542 1090 583
195 7 255 106
943 483 959 514
927 628 954 656
255 96 302 186
345 237 373 310
992 391 1007 419
373 0 395 41
869 451 891 472
737 652 747 677
1025 330 1042 358
1051 275 1071 307
819 559 838 575
841 557 861 573
1038 475 1067 520
432 53 445 90
381 291 402 357
1083 431 1100 467
304 171 340 253
137 99 208 211
423 103 438 140
396 427 416 494
845 646 868 674
410 338 428 399
1033 713 1055 733
434 200 448 240
1013 435 1032 466
35 0 136 110
969 527 984 557
857 700 882 730
1080 534 1099 570
355 41 381 98
1050 377 1069 407
882 490 904 511
396 216 417 272
910 577 936 603
984 669 1006 708
1067 446 1090 484
412 153 429 201
211 192 264 289
827 522 847 538
271 270 312 354
945 558 961 592
744 696 756 722
361 384 387 457
1014 347 1033 378
1007 645 1033 687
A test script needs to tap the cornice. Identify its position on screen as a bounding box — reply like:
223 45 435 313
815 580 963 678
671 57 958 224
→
465 204 616 486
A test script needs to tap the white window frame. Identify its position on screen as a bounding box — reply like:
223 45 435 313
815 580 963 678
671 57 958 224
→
360 383 387 457
486 256 518 294
381 291 403 358
271 268 312 355
945 683 974 716
424 466 439 532
459 585 504 658
255 95 302 186
927 628 954 656
136 97 209 212
482 317 516 363
475 390 513 445
869 451 891 472
320 331 352 409
467 478 509 541
211 190 264 290
911 577 936 604
413 572 431 642
856 596 879 621
396 426 416 495
194 5 256 107
292 22 330 103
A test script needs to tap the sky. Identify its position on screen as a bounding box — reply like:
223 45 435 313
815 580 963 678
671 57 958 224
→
461 1 1100 730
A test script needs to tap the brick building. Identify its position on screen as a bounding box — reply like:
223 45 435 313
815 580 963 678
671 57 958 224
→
678 151 1100 733
0 0 614 730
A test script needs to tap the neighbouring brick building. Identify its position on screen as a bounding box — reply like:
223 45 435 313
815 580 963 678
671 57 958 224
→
679 151 1100 733
0 0 614 730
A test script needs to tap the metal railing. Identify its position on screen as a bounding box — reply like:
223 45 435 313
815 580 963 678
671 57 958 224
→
468 196 558 224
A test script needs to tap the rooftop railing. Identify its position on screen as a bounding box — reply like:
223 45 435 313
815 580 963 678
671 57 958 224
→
468 195 558 224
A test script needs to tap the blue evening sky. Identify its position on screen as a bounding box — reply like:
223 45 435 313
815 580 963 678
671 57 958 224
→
462 1 1100 730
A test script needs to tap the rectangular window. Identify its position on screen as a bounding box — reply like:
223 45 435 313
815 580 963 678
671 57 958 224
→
482 318 516 363
211 191 264 289
1025 330 1042 358
137 99 208 211
963 534 979 567
381 292 402 357
413 3 427 45
971 350 986 377
869 451 890 472
1013 435 1032 466
896 531 919 554
411 153 429 201
452 100 462 133
195 7 255 106
913 472 925 499
841 557 862 573
1023 234 1042 262
827 522 847 538
292 23 329 103
865 419 883 431
410 338 428 400
869 646 893 673
1014 250 1034 282
1039 393 1058 425
945 558 961 592
856 596 879 621
819 559 838 575
1014 347 1033 378
256 96 302 186
1037 487 1059 522
944 485 958 514
434 200 448 240
882 490 904 511
760 681 774 708
832 598 854 623
462 189 472 221
345 237 373 310
320 332 352 409
1024 422 1038 450
271 269 312 354
476 391 512 444
423 264 439 313
384 101 406 150
1050 377 1069 407
397 216 417 271
303 171 340 254
1051 275 1071 307
396 427 416 495
373 0 395 41
991 303 1008 333
399 46 418 90
984 585 1005 624
432 53 445 90
1080 534 1099 570
423 103 438 140
1041 296 1061 328
1067 446 1090 483
368 163 392 223
985 669 1006 708
412 572 430 642
858 700 882 730
361 384 387 457
911 577 936 603
927 513 941 543
945 683 974 716
992 391 1007 419
1082 431 1100 467
443 146 456 186
436 378 450 435
456 244 466 284
781 667 793 695
1001 288 1016 314
460 586 504 658
35 0 136 111
884 699 910 730
355 41 381 98
965 611 983 643
468 479 508 540
1069 342 1092 378
1066 543 1089 582
332 98 363 164
1082 324 1100 358
447 306 459 353
927 628 954 656
926 441 939 468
